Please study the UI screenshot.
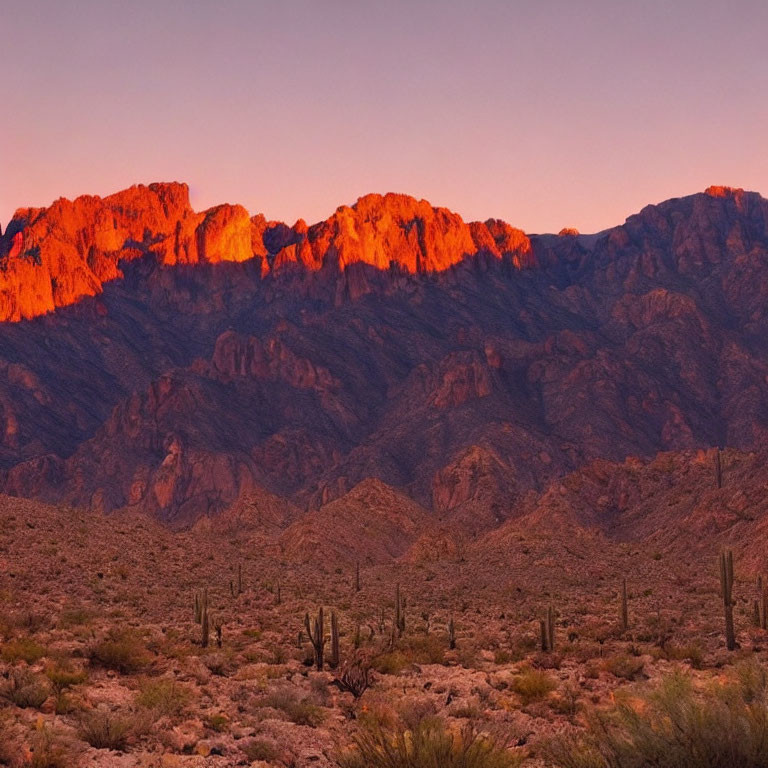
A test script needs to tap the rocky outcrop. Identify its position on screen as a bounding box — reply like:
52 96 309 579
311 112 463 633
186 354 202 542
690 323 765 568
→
276 478 430 564
0 183 254 321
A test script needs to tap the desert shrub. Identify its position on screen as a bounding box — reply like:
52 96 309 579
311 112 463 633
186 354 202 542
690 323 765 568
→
206 713 229 732
494 649 514 665
451 701 483 719
510 668 556 705
136 677 190 716
338 717 522 768
372 650 409 675
663 643 704 669
9 610 50 633
602 654 645 681
0 668 50 708
26 726 77 768
241 737 279 762
202 652 232 676
77 706 151 750
543 664 768 768
58 606 95 627
91 628 150 673
45 661 87 692
404 635 446 665
1 636 46 663
261 686 324 727
456 643 482 669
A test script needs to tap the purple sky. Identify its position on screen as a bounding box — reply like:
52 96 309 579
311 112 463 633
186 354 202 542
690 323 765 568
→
2 0 767 234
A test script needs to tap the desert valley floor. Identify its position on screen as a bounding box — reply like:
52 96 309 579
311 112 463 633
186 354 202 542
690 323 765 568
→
2 447 768 767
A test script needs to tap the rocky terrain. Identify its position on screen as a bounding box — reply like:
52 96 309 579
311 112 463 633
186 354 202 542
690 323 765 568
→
0 447 767 766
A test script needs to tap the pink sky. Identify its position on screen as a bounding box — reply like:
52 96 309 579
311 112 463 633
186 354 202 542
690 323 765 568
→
2 0 767 235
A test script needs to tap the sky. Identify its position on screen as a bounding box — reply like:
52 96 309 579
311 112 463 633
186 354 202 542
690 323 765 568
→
2 0 767 235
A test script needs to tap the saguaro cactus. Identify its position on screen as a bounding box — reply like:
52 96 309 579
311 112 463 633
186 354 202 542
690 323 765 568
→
760 575 768 630
329 611 340 669
720 550 736 651
355 561 361 593
201 588 210 648
304 606 327 670
620 578 629 631
540 605 555 652
395 583 406 637
448 616 456 650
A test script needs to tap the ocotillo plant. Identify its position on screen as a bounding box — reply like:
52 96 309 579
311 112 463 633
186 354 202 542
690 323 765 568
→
719 549 736 651
329 611 340 669
715 448 722 489
304 606 326 670
332 658 371 698
194 591 202 623
237 563 243 596
620 578 629 631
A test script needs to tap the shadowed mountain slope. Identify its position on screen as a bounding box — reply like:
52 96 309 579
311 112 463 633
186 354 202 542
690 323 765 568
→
1 184 767 526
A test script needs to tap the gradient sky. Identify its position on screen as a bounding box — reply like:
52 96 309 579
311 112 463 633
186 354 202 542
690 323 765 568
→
2 0 767 235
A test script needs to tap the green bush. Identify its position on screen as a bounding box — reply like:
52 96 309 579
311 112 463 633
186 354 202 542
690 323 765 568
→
510 668 556 704
1 636 46 663
404 635 447 665
338 717 522 768
45 661 88 692
91 628 150 673
543 663 768 768
372 650 409 675
663 643 704 669
136 677 189 716
205 713 229 732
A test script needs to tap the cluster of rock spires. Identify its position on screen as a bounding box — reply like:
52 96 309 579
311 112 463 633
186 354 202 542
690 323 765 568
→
1 181 767 533
0 183 532 322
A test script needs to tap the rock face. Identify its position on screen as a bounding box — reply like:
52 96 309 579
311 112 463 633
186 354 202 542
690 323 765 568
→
1 183 768 528
0 186 532 322
0 183 258 321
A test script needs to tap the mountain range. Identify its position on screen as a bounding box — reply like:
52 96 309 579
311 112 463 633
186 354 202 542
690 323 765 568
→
1 181 767 536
